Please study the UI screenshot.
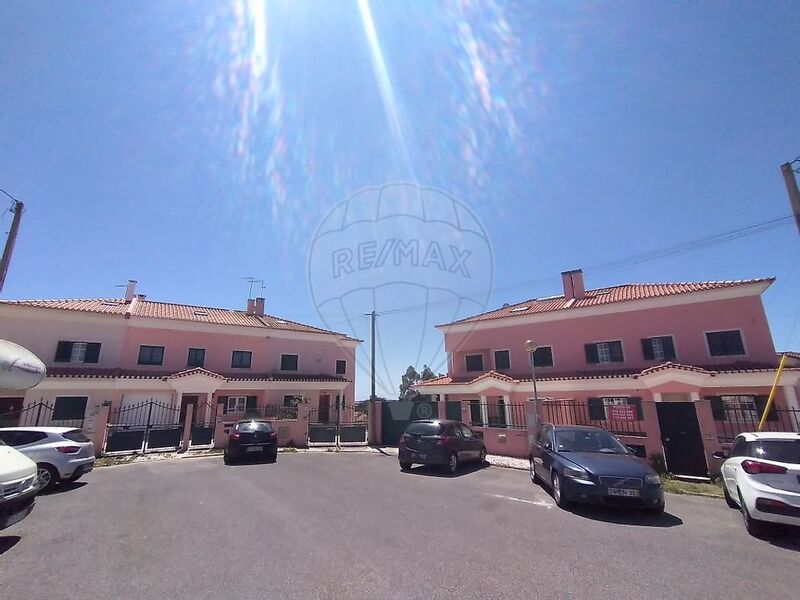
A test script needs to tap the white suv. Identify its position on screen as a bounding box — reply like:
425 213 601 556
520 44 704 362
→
0 440 38 529
715 432 800 535
0 427 95 491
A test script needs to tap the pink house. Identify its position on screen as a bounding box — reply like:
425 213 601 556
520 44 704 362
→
416 270 800 476
0 281 360 451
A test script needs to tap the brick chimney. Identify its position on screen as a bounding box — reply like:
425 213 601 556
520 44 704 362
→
124 280 137 302
254 297 266 317
246 298 256 315
561 269 585 301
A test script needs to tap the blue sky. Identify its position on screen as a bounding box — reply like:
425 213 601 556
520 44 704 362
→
1 1 799 400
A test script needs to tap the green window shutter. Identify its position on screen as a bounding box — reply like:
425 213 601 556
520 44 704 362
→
55 341 72 362
662 337 676 361
629 397 644 420
707 396 725 421
610 341 624 363
641 339 654 360
84 343 101 364
587 398 605 420
584 344 599 364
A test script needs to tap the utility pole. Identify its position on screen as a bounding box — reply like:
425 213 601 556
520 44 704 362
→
365 310 378 401
0 197 23 294
781 160 800 234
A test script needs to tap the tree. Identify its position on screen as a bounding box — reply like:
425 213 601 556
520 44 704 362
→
398 364 440 401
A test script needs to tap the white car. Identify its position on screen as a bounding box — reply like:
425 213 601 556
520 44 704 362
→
715 432 800 535
0 427 95 491
0 439 38 529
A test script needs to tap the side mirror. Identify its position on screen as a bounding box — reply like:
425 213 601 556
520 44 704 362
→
472 430 483 440
543 442 553 451
712 451 727 460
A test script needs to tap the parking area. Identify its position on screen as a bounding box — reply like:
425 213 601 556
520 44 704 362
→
2 452 798 600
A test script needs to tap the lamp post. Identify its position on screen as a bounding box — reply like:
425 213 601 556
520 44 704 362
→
525 340 540 429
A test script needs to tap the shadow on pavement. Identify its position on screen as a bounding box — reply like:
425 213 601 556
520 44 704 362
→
39 481 88 496
756 524 800 551
224 456 277 466
0 536 21 554
566 503 683 528
401 461 490 479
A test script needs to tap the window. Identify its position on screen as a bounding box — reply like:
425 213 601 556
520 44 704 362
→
709 395 776 423
641 336 676 361
280 354 298 371
231 350 252 369
52 396 88 421
138 345 164 366
54 341 101 364
187 348 205 368
458 423 474 438
728 436 748 458
532 346 554 367
585 341 624 364
0 430 48 446
706 330 745 357
465 354 484 372
236 421 274 433
336 359 347 375
226 396 247 413
494 350 510 370
748 440 800 463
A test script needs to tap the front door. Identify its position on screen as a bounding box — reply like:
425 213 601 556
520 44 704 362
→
179 395 199 426
319 395 330 423
656 402 708 476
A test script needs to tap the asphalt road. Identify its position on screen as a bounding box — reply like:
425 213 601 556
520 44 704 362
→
2 452 798 600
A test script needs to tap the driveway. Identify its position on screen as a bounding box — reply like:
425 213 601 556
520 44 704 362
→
1 452 797 600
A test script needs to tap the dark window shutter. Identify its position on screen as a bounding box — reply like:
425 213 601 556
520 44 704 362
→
706 333 722 356
662 337 676 361
584 344 599 364
218 396 228 415
610 341 624 363
588 398 605 420
755 395 778 422
84 343 101 364
641 338 654 360
534 347 553 367
55 341 72 362
629 397 644 420
725 331 745 355
707 396 726 421
245 396 257 412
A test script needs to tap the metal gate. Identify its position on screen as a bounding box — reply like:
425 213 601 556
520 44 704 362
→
381 400 439 445
0 400 85 429
104 399 185 454
308 401 367 446
189 401 218 448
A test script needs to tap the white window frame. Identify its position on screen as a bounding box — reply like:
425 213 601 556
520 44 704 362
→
227 396 247 414
590 339 624 364
70 342 88 364
465 353 484 372
493 349 511 371
280 353 299 371
643 334 677 362
597 342 612 363
704 329 747 358
720 395 758 421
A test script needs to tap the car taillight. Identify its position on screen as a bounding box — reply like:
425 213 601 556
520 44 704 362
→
741 459 787 475
756 498 789 510
399 434 407 446
231 432 241 440
57 445 81 454
434 436 451 447
268 432 277 438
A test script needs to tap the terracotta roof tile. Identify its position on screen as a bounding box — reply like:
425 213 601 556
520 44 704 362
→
45 366 350 383
0 298 129 315
443 278 774 326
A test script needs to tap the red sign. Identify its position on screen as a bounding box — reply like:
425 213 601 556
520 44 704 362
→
607 404 636 421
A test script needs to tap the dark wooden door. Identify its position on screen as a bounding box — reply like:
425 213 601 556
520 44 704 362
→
319 395 330 423
656 402 708 476
179 395 199 426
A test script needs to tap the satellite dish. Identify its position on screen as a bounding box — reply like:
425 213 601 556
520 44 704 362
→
0 339 46 391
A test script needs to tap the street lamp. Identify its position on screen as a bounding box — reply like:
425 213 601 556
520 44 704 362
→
525 340 540 429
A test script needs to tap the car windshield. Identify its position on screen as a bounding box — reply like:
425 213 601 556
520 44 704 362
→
404 422 442 436
750 440 800 464
237 421 273 433
554 429 629 454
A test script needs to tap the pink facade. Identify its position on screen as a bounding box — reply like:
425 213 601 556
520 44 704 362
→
418 272 800 476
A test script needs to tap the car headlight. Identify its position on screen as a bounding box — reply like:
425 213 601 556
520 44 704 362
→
646 473 662 486
563 466 591 481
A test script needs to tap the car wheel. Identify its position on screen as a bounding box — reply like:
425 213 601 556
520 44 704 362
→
529 458 541 484
36 463 59 491
478 447 486 465
399 461 412 471
447 453 459 474
723 483 738 509
739 489 764 537
267 451 278 463
552 471 568 508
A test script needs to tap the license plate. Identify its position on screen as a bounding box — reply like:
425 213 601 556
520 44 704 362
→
246 446 263 453
607 488 640 497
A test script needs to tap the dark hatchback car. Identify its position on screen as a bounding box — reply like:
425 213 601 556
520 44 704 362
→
398 420 486 473
224 419 278 465
530 424 664 514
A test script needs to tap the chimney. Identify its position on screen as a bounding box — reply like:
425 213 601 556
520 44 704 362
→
124 280 137 302
254 297 266 317
561 269 585 301
246 298 256 315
